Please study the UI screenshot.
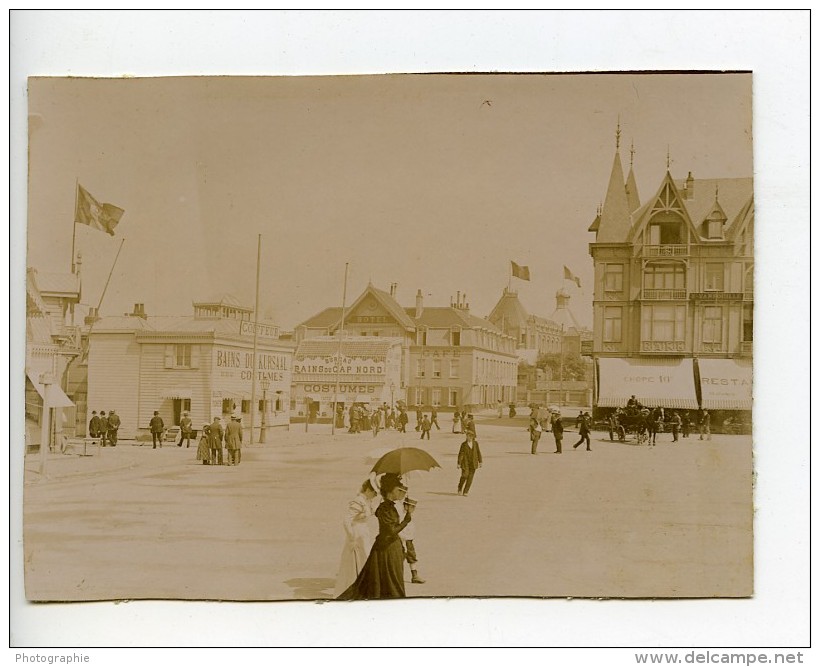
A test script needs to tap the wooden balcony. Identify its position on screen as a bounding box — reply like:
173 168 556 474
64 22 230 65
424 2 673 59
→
643 244 688 257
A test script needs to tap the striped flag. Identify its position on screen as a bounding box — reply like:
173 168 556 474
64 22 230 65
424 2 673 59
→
75 184 124 236
511 261 530 281
563 265 581 288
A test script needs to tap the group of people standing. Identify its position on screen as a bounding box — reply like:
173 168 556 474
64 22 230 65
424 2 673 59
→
87 410 121 446
196 415 244 466
527 408 567 454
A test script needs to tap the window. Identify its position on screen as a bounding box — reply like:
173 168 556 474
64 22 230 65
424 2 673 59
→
431 389 441 407
414 387 424 405
742 303 754 342
416 329 427 345
449 389 458 407
175 344 191 367
744 265 754 294
432 359 441 378
704 264 724 292
648 219 683 244
258 399 266 413
416 359 425 378
641 305 686 342
166 344 199 369
451 328 460 346
604 264 624 291
222 399 235 414
603 307 622 342
520 332 527 345
241 400 251 414
707 218 723 239
644 263 685 290
702 306 723 343
449 359 460 378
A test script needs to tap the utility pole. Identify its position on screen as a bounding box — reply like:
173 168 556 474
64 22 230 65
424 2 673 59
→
331 263 350 436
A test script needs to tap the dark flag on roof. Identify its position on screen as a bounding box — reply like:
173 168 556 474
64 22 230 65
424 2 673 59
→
511 261 530 281
75 184 124 236
563 265 581 288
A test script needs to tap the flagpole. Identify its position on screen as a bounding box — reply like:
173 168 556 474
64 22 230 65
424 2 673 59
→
508 262 512 292
249 234 262 444
95 238 125 316
559 323 565 408
331 263 350 436
71 180 79 274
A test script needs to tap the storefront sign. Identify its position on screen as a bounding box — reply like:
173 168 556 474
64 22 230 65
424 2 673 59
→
293 355 384 375
240 321 280 340
298 383 379 395
597 357 698 409
214 347 289 382
698 359 752 410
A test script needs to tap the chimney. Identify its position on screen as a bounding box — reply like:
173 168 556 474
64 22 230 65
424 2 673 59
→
685 171 694 199
131 303 147 319
456 291 461 309
389 282 397 297
415 289 424 318
84 306 100 326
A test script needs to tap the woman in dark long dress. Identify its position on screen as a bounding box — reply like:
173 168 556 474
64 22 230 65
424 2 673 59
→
337 474 413 600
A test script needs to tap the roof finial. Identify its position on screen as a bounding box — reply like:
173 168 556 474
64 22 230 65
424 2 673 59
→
715 183 720 201
630 140 635 167
615 115 621 151
666 145 671 171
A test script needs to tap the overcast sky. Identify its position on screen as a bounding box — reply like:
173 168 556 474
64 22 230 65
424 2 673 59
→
27 73 752 329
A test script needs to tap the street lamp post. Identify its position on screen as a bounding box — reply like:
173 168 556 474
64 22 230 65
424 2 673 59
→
390 382 395 411
259 377 270 444
39 372 54 476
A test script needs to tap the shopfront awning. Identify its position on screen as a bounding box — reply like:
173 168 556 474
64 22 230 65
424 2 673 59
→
161 388 193 400
698 359 753 410
597 358 698 410
26 372 75 408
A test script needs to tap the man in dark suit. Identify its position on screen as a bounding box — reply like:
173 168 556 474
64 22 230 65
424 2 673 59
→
457 433 483 496
150 411 165 449
209 416 224 465
99 411 109 446
88 411 101 439
572 412 592 451
107 410 121 446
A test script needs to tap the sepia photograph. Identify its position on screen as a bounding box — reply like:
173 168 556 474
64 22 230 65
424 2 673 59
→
10 9 809 653
24 71 754 602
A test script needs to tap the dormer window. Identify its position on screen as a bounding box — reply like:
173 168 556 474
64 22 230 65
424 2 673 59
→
647 212 684 245
707 218 723 239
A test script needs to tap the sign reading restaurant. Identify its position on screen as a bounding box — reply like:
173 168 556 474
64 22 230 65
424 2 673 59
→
293 355 385 375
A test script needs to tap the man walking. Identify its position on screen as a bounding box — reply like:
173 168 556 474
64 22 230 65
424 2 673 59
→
149 411 165 449
551 411 564 453
224 415 243 465
397 409 408 433
415 405 423 431
670 411 682 442
457 433 483 496
99 411 109 446
572 411 591 451
178 410 193 448
209 416 224 465
419 414 432 440
107 410 121 446
430 406 440 430
371 406 382 437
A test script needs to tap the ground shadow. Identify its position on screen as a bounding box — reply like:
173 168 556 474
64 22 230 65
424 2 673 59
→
427 491 461 497
284 577 335 600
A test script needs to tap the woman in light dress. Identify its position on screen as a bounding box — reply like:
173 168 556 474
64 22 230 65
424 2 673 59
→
334 479 378 597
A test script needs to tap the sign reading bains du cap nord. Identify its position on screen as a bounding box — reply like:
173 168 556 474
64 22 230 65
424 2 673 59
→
293 355 385 375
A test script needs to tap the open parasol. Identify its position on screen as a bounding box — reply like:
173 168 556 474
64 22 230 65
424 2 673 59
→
370 447 440 475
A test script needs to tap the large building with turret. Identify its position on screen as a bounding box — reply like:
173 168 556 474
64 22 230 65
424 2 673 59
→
588 135 753 415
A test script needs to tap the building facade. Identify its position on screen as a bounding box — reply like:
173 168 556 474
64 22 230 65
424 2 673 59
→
295 284 519 411
588 142 753 413
87 296 293 439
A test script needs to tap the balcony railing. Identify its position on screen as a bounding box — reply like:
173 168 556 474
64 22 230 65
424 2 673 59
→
641 340 686 353
740 341 753 355
642 289 687 300
643 244 688 257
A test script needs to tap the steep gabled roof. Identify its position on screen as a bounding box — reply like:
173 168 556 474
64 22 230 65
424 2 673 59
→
488 290 532 329
627 172 699 244
298 307 344 329
596 151 633 243
295 336 401 361
625 166 641 212
297 285 417 332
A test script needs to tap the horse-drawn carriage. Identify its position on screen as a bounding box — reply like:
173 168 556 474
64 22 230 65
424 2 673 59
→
607 409 654 445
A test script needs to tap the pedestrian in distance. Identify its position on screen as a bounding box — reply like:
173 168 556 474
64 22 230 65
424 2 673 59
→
699 410 712 441
334 479 378 597
463 413 476 438
337 473 413 600
397 409 408 433
88 411 101 439
681 412 691 438
430 406 440 430
149 411 165 449
452 411 461 434
225 415 243 465
572 412 591 451
209 416 224 465
670 411 682 442
419 414 432 440
178 410 193 447
551 411 564 453
415 405 423 431
371 407 381 437
99 411 109 447
107 410 121 446
528 416 543 454
509 403 516 418
196 423 211 465
457 433 483 496
497 400 504 419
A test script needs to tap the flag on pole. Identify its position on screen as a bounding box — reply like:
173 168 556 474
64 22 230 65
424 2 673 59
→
75 184 124 236
511 261 531 281
563 265 581 288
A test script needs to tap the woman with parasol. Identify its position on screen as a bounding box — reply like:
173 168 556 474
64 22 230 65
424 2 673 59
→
336 473 413 600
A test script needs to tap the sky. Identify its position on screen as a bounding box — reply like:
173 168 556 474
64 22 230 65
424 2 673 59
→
26 72 752 330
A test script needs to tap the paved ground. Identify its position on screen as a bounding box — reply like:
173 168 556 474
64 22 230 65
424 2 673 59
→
22 417 753 601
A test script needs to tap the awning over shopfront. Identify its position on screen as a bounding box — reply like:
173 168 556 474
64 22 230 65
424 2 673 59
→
597 358 698 410
161 388 193 400
26 372 75 408
697 359 752 410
